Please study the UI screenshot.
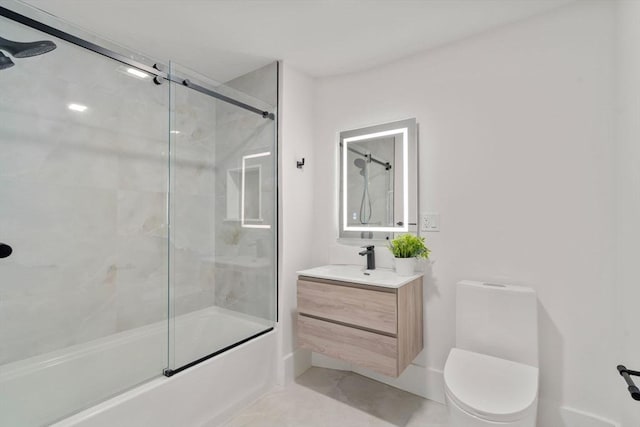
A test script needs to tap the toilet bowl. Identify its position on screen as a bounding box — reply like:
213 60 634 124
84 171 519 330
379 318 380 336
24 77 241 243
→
444 348 538 426
444 281 539 427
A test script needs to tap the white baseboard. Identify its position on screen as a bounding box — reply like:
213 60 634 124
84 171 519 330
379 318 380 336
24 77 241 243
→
560 406 619 427
282 348 312 385
311 352 445 404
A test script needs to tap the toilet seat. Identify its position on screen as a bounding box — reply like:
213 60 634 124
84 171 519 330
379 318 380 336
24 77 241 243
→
444 348 539 423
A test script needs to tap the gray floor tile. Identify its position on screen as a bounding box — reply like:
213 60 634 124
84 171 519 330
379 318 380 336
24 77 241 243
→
221 367 449 427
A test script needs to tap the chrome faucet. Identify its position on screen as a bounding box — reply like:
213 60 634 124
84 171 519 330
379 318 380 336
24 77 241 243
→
359 245 375 270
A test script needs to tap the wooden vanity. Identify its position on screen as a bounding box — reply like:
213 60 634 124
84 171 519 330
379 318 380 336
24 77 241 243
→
296 266 423 378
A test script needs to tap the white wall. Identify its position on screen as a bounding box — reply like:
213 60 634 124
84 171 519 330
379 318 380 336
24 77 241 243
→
615 1 640 426
278 63 316 383
311 1 620 425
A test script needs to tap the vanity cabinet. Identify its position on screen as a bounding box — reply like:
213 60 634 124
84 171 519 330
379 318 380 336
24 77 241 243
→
297 275 423 378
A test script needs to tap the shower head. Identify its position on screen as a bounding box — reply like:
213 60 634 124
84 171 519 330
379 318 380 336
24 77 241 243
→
0 52 14 70
0 36 57 58
353 158 367 177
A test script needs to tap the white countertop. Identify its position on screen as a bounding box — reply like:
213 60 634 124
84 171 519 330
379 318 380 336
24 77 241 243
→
296 264 423 288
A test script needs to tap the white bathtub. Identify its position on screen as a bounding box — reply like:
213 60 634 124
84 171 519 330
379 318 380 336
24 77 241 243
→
0 307 276 427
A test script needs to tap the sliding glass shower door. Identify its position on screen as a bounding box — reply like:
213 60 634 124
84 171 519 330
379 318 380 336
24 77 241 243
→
167 62 277 374
0 9 169 426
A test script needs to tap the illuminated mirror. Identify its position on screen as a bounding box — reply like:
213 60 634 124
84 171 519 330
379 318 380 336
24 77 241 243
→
339 118 418 241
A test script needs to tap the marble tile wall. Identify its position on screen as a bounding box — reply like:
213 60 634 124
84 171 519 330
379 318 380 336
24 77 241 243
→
170 80 218 318
0 20 277 365
213 63 278 321
0 25 227 365
0 34 170 365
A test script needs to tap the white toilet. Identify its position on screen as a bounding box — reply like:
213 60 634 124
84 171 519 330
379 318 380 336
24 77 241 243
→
444 280 539 427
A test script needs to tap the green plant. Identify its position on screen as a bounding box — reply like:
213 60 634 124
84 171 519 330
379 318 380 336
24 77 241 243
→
388 234 430 259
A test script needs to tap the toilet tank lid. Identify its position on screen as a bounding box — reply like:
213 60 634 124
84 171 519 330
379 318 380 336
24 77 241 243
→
444 348 538 423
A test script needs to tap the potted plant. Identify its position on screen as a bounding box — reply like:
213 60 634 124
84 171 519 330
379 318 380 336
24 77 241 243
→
388 233 430 276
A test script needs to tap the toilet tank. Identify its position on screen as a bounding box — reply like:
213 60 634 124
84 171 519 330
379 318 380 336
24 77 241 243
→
456 280 538 367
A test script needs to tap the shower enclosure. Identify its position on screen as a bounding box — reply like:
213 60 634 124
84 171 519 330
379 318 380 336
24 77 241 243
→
0 2 277 425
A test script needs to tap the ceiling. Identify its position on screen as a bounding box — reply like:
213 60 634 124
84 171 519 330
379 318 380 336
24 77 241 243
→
22 0 573 82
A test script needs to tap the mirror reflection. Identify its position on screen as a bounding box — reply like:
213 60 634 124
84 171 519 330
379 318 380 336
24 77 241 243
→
340 118 418 240
346 138 395 227
225 151 272 229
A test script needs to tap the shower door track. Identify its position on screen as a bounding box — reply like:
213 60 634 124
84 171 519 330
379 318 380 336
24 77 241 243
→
163 327 274 377
0 5 275 120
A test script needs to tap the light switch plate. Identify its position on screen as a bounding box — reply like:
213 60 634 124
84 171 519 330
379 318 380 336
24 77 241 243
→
421 213 440 232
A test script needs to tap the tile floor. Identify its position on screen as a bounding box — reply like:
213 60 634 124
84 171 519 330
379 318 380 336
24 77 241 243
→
221 367 449 427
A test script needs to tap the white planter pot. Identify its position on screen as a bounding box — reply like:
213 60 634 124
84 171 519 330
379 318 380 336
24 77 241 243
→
394 257 416 276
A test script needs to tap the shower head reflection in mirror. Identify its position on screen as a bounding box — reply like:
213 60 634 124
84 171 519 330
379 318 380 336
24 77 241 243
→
339 118 418 242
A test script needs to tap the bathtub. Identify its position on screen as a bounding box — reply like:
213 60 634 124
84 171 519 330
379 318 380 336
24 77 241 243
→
0 307 276 427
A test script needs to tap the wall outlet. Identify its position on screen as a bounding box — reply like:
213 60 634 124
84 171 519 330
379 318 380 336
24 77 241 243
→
421 213 440 232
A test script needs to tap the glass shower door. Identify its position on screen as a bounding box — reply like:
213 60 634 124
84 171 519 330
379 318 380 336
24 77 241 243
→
0 11 169 426
167 62 277 373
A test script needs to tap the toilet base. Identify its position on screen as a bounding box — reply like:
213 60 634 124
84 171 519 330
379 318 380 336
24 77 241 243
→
445 391 537 427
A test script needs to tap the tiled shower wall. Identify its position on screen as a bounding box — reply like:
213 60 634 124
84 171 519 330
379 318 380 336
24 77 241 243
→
170 80 218 318
0 33 170 364
0 17 276 364
214 63 278 320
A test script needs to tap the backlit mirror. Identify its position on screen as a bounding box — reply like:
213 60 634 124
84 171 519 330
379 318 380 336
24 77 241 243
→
339 118 418 241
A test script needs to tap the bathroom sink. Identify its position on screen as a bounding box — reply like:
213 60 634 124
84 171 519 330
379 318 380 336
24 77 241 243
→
296 264 422 288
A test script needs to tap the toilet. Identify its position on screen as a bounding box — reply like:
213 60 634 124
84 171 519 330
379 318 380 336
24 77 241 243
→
444 280 539 427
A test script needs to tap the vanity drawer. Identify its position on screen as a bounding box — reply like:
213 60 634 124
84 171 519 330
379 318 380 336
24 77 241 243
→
298 314 398 377
297 279 397 335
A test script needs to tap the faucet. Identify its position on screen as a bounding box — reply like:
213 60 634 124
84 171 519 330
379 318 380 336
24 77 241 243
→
359 245 375 270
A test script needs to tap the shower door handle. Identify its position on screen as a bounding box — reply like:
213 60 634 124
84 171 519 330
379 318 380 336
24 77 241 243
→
396 222 417 226
0 243 12 258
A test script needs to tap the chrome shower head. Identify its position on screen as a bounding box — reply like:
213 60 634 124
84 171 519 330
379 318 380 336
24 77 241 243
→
0 52 14 70
0 36 56 58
